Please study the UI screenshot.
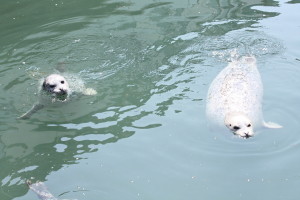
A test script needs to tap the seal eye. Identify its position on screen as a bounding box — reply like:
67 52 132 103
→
61 80 64 84
49 84 56 88
233 126 240 130
247 124 251 127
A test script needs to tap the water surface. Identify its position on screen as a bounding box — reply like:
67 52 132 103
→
1 0 300 199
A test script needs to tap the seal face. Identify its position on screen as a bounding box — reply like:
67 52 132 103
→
42 74 70 102
206 56 281 138
224 112 253 138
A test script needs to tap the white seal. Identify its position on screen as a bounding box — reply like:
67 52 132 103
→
206 56 282 138
19 74 97 119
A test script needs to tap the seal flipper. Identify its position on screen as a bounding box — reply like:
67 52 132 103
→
263 121 282 129
27 180 57 200
18 103 44 119
83 88 97 96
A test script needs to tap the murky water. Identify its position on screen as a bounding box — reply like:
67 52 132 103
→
1 0 300 199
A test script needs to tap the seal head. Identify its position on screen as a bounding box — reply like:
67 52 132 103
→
224 112 254 138
42 74 70 101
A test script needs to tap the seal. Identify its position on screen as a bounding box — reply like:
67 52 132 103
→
206 56 282 138
19 73 97 119
27 180 57 200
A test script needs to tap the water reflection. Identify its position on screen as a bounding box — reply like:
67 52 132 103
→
0 0 281 199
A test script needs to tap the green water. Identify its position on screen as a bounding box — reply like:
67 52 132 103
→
1 0 300 199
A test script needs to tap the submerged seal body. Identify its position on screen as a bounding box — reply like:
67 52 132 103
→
27 181 57 200
19 73 97 119
206 56 281 138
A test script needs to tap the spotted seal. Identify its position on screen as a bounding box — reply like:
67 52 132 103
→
19 73 97 119
206 56 282 138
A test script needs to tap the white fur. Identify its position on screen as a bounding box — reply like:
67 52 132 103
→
224 112 253 138
206 56 281 138
42 74 70 102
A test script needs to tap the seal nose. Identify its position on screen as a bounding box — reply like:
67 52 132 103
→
59 88 67 95
244 132 251 139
